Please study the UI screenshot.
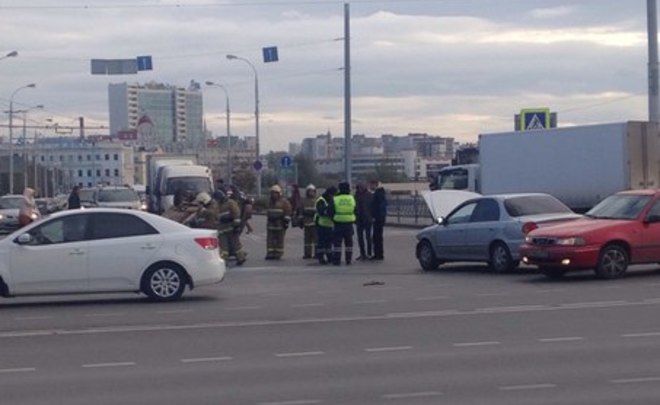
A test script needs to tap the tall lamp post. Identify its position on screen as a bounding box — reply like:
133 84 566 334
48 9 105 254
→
226 54 261 197
8 83 36 194
0 50 18 61
205 81 233 185
15 105 44 190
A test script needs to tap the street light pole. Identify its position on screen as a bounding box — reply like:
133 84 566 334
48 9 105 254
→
205 81 233 185
8 83 36 194
227 54 261 196
15 105 44 190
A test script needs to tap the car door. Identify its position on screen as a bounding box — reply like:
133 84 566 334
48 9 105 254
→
462 199 501 260
636 199 660 262
10 214 90 295
433 202 477 260
86 212 163 291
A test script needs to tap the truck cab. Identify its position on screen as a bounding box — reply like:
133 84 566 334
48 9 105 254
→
158 165 213 214
432 164 480 193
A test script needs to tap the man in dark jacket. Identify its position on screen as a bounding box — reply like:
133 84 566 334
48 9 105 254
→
354 183 373 260
68 186 81 209
369 180 387 260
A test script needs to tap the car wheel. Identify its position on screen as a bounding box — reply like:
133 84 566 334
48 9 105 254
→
489 242 514 273
595 244 628 279
541 267 567 280
142 264 187 302
417 240 440 271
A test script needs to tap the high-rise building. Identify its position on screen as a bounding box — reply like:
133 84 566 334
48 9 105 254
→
108 81 204 146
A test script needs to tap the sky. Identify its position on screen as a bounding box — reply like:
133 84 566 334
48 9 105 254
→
0 0 655 152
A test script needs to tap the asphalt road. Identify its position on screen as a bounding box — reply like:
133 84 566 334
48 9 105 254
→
3 217 660 404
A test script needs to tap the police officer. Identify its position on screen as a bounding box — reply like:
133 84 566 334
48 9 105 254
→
300 184 318 259
266 185 292 260
215 190 246 265
315 186 336 265
332 181 356 265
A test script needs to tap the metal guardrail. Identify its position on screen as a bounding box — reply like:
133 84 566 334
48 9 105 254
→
386 192 433 226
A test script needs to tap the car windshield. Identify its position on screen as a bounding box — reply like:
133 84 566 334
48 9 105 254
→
165 177 211 195
436 168 469 190
78 189 96 202
586 194 652 220
504 195 573 217
0 197 23 209
97 189 139 202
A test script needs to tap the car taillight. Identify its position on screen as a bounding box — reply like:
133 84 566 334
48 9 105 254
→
195 237 218 250
522 222 538 235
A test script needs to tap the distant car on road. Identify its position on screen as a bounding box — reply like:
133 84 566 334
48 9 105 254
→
95 186 145 210
0 208 225 301
0 194 25 233
521 189 660 279
416 193 581 272
78 187 97 209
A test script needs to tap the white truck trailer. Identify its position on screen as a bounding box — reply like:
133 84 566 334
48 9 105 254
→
433 121 660 212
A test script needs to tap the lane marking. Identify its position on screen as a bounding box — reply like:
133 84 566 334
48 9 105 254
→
259 400 321 405
453 341 501 348
382 391 442 399
365 346 413 353
82 362 136 368
622 332 660 338
354 300 388 305
0 367 36 374
291 303 326 308
499 384 557 391
611 377 660 384
539 337 584 343
156 309 194 315
477 292 511 297
180 357 233 363
560 300 628 309
414 296 449 301
275 351 325 358
14 316 54 321
477 305 546 313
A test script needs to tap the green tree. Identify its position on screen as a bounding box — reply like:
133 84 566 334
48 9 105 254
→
294 153 320 187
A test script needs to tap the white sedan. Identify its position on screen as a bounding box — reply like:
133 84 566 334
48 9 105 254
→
0 208 225 302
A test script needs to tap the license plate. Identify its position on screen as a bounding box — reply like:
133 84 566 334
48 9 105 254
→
528 250 549 259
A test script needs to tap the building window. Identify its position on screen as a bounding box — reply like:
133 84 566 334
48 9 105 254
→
78 155 82 162
113 154 118 161
96 169 101 177
78 170 83 177
105 169 110 176
114 169 119 177
41 156 45 162
87 155 91 161
96 154 101 160
59 155 64 162
88 182 92 188
105 154 109 161
87 170 92 177
50 156 54 161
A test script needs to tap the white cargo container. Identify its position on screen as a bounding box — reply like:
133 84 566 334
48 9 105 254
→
434 121 660 212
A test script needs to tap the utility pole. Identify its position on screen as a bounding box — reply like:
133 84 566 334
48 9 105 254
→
344 2 352 182
649 0 660 122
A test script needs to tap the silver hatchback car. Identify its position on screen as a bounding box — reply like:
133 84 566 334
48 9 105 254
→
416 193 581 272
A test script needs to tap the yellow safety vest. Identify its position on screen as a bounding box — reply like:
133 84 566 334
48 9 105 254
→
314 196 334 228
333 194 356 223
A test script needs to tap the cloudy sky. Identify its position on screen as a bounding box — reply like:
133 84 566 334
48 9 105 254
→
0 0 654 151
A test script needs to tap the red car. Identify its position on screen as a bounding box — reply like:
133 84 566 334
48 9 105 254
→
520 190 660 279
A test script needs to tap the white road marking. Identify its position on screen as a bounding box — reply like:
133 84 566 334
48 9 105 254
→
0 367 36 374
560 300 628 309
354 300 388 304
477 292 511 297
291 303 326 308
315 290 343 295
414 296 449 301
259 400 321 405
453 341 501 347
499 384 557 391
156 309 194 314
180 356 233 363
611 377 660 384
534 288 568 293
365 346 413 353
539 337 584 343
275 351 325 358
622 332 660 338
85 313 123 318
82 362 136 369
14 316 53 321
477 305 546 313
382 391 442 399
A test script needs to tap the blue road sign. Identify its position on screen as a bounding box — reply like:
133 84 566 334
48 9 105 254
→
263 46 279 63
137 56 153 71
280 155 292 168
520 108 550 130
253 160 263 171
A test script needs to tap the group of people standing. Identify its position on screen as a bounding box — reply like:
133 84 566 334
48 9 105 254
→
280 180 387 266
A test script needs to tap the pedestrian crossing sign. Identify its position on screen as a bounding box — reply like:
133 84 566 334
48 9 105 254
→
520 108 550 131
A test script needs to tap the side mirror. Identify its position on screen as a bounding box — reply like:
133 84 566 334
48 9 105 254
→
15 233 33 245
436 217 446 225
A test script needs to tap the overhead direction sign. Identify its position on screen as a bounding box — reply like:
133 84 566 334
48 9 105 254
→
263 46 279 63
136 56 153 71
520 108 551 130
91 55 153 75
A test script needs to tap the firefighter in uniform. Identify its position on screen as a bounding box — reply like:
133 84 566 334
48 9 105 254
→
190 192 220 230
314 186 336 265
162 190 199 225
266 185 292 260
332 181 356 266
214 190 247 265
300 184 318 259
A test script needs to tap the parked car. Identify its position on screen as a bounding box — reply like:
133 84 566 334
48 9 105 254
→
416 193 581 272
78 187 98 208
95 186 145 210
521 189 660 279
0 194 25 233
0 208 225 301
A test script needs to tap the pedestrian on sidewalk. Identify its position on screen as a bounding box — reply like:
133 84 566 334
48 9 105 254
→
354 182 373 260
67 185 81 209
369 180 387 261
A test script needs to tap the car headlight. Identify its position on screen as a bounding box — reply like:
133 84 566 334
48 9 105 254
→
140 203 148 210
555 237 586 246
30 213 38 220
525 235 533 243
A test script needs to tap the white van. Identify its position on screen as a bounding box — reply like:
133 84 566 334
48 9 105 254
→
158 165 213 213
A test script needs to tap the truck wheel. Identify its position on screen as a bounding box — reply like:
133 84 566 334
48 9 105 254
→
541 267 567 280
595 244 628 279
489 242 514 273
417 240 440 271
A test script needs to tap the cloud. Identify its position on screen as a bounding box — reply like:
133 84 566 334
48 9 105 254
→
529 5 579 19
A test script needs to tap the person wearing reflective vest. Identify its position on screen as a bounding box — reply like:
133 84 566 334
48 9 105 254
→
332 181 356 265
299 184 319 259
266 185 293 260
314 186 336 265
214 190 246 265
